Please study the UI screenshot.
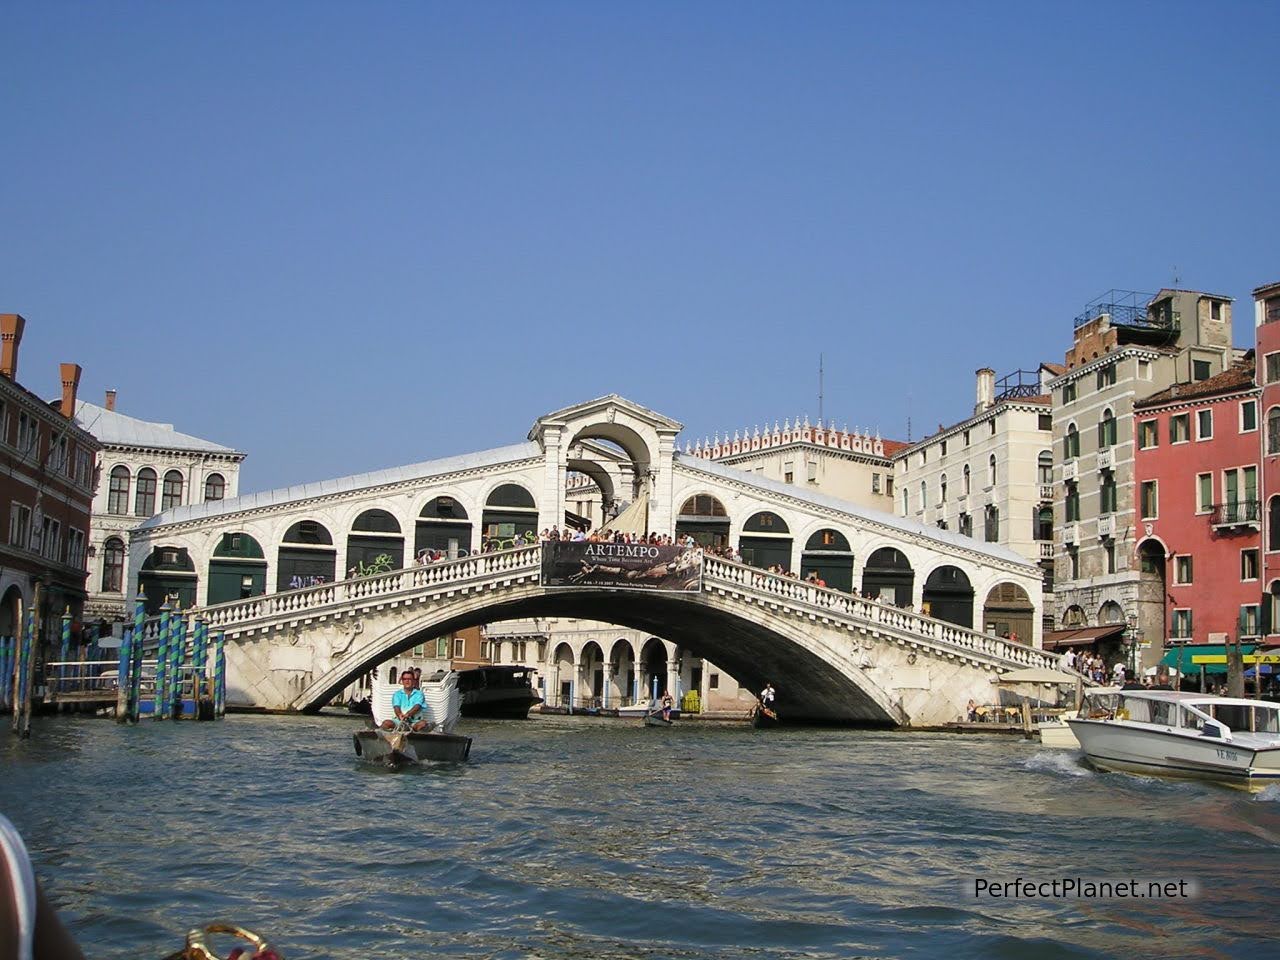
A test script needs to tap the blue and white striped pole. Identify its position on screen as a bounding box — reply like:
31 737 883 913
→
59 608 72 702
130 592 146 723
153 601 172 720
191 618 208 718
115 626 132 722
169 609 186 718
213 632 226 718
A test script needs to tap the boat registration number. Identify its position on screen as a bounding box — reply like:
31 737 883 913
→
1215 748 1239 761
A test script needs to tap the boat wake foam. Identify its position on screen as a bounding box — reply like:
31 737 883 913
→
1021 750 1091 778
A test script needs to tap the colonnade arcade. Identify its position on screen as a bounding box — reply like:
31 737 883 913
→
547 635 683 709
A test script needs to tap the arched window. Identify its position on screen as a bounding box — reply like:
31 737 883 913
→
1098 409 1117 449
940 473 948 503
101 537 125 592
1065 423 1080 460
204 473 225 502
107 466 130 515
963 464 971 495
1270 496 1280 552
161 470 184 510
987 454 997 488
1268 407 1280 456
919 480 927 509
984 504 999 542
1037 451 1053 484
134 468 157 516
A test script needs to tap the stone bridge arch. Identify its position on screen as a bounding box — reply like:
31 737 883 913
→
282 585 907 725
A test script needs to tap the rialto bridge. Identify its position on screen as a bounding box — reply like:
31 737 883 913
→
127 396 1056 726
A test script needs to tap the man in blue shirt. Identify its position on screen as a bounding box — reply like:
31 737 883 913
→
382 669 431 731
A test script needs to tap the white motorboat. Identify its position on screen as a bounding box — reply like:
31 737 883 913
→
1066 690 1280 792
352 667 472 765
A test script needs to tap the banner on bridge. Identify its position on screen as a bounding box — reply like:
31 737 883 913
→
540 542 703 592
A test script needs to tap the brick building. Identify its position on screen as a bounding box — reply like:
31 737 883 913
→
1133 358 1260 666
0 313 100 661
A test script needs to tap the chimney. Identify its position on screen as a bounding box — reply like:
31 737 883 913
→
975 367 996 414
105 389 117 412
0 314 26 379
60 363 82 419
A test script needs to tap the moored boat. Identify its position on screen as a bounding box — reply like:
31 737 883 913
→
456 665 543 719
1067 690 1280 791
353 667 473 767
643 712 673 727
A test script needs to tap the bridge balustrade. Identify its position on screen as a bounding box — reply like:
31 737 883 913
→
701 554 1062 672
186 543 1060 679
199 544 543 629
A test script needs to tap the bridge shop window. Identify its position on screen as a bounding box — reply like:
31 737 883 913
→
676 494 729 550
417 496 472 558
483 485 537 544
861 547 914 607
740 512 792 571
208 532 267 606
801 529 853 592
923 565 974 629
139 545 197 614
278 519 337 591
348 509 405 574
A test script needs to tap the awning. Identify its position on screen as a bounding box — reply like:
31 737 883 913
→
1043 624 1127 649
1160 644 1262 675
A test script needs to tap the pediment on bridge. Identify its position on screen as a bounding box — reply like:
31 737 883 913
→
528 395 684 453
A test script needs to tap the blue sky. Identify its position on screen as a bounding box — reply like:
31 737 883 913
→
3 2 1277 493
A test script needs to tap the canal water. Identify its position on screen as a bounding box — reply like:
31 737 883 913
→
2 714 1278 959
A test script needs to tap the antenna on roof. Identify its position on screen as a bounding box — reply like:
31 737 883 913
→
1172 265 1181 288
818 353 824 424
906 391 912 443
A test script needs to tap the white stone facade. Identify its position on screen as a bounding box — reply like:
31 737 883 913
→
76 397 245 622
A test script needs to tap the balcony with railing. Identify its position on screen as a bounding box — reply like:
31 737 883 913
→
1097 449 1113 471
1039 484 1055 502
1210 500 1261 529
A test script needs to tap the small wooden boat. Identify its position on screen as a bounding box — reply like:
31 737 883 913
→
643 712 673 727
354 664 473 766
752 705 779 728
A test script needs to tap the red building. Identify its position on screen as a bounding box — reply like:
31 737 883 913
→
1255 281 1280 645
0 313 100 662
1133 357 1261 662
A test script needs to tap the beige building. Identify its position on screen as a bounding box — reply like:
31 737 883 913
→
686 418 905 512
1048 289 1237 670
891 367 1055 640
75 391 246 623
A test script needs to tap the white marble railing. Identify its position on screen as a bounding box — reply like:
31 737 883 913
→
198 544 544 629
187 544 1059 673
700 555 1064 671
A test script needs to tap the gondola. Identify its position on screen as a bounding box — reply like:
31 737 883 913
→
643 712 673 727
752 704 779 728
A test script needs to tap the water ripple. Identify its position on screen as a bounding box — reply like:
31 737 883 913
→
2 715 1278 959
